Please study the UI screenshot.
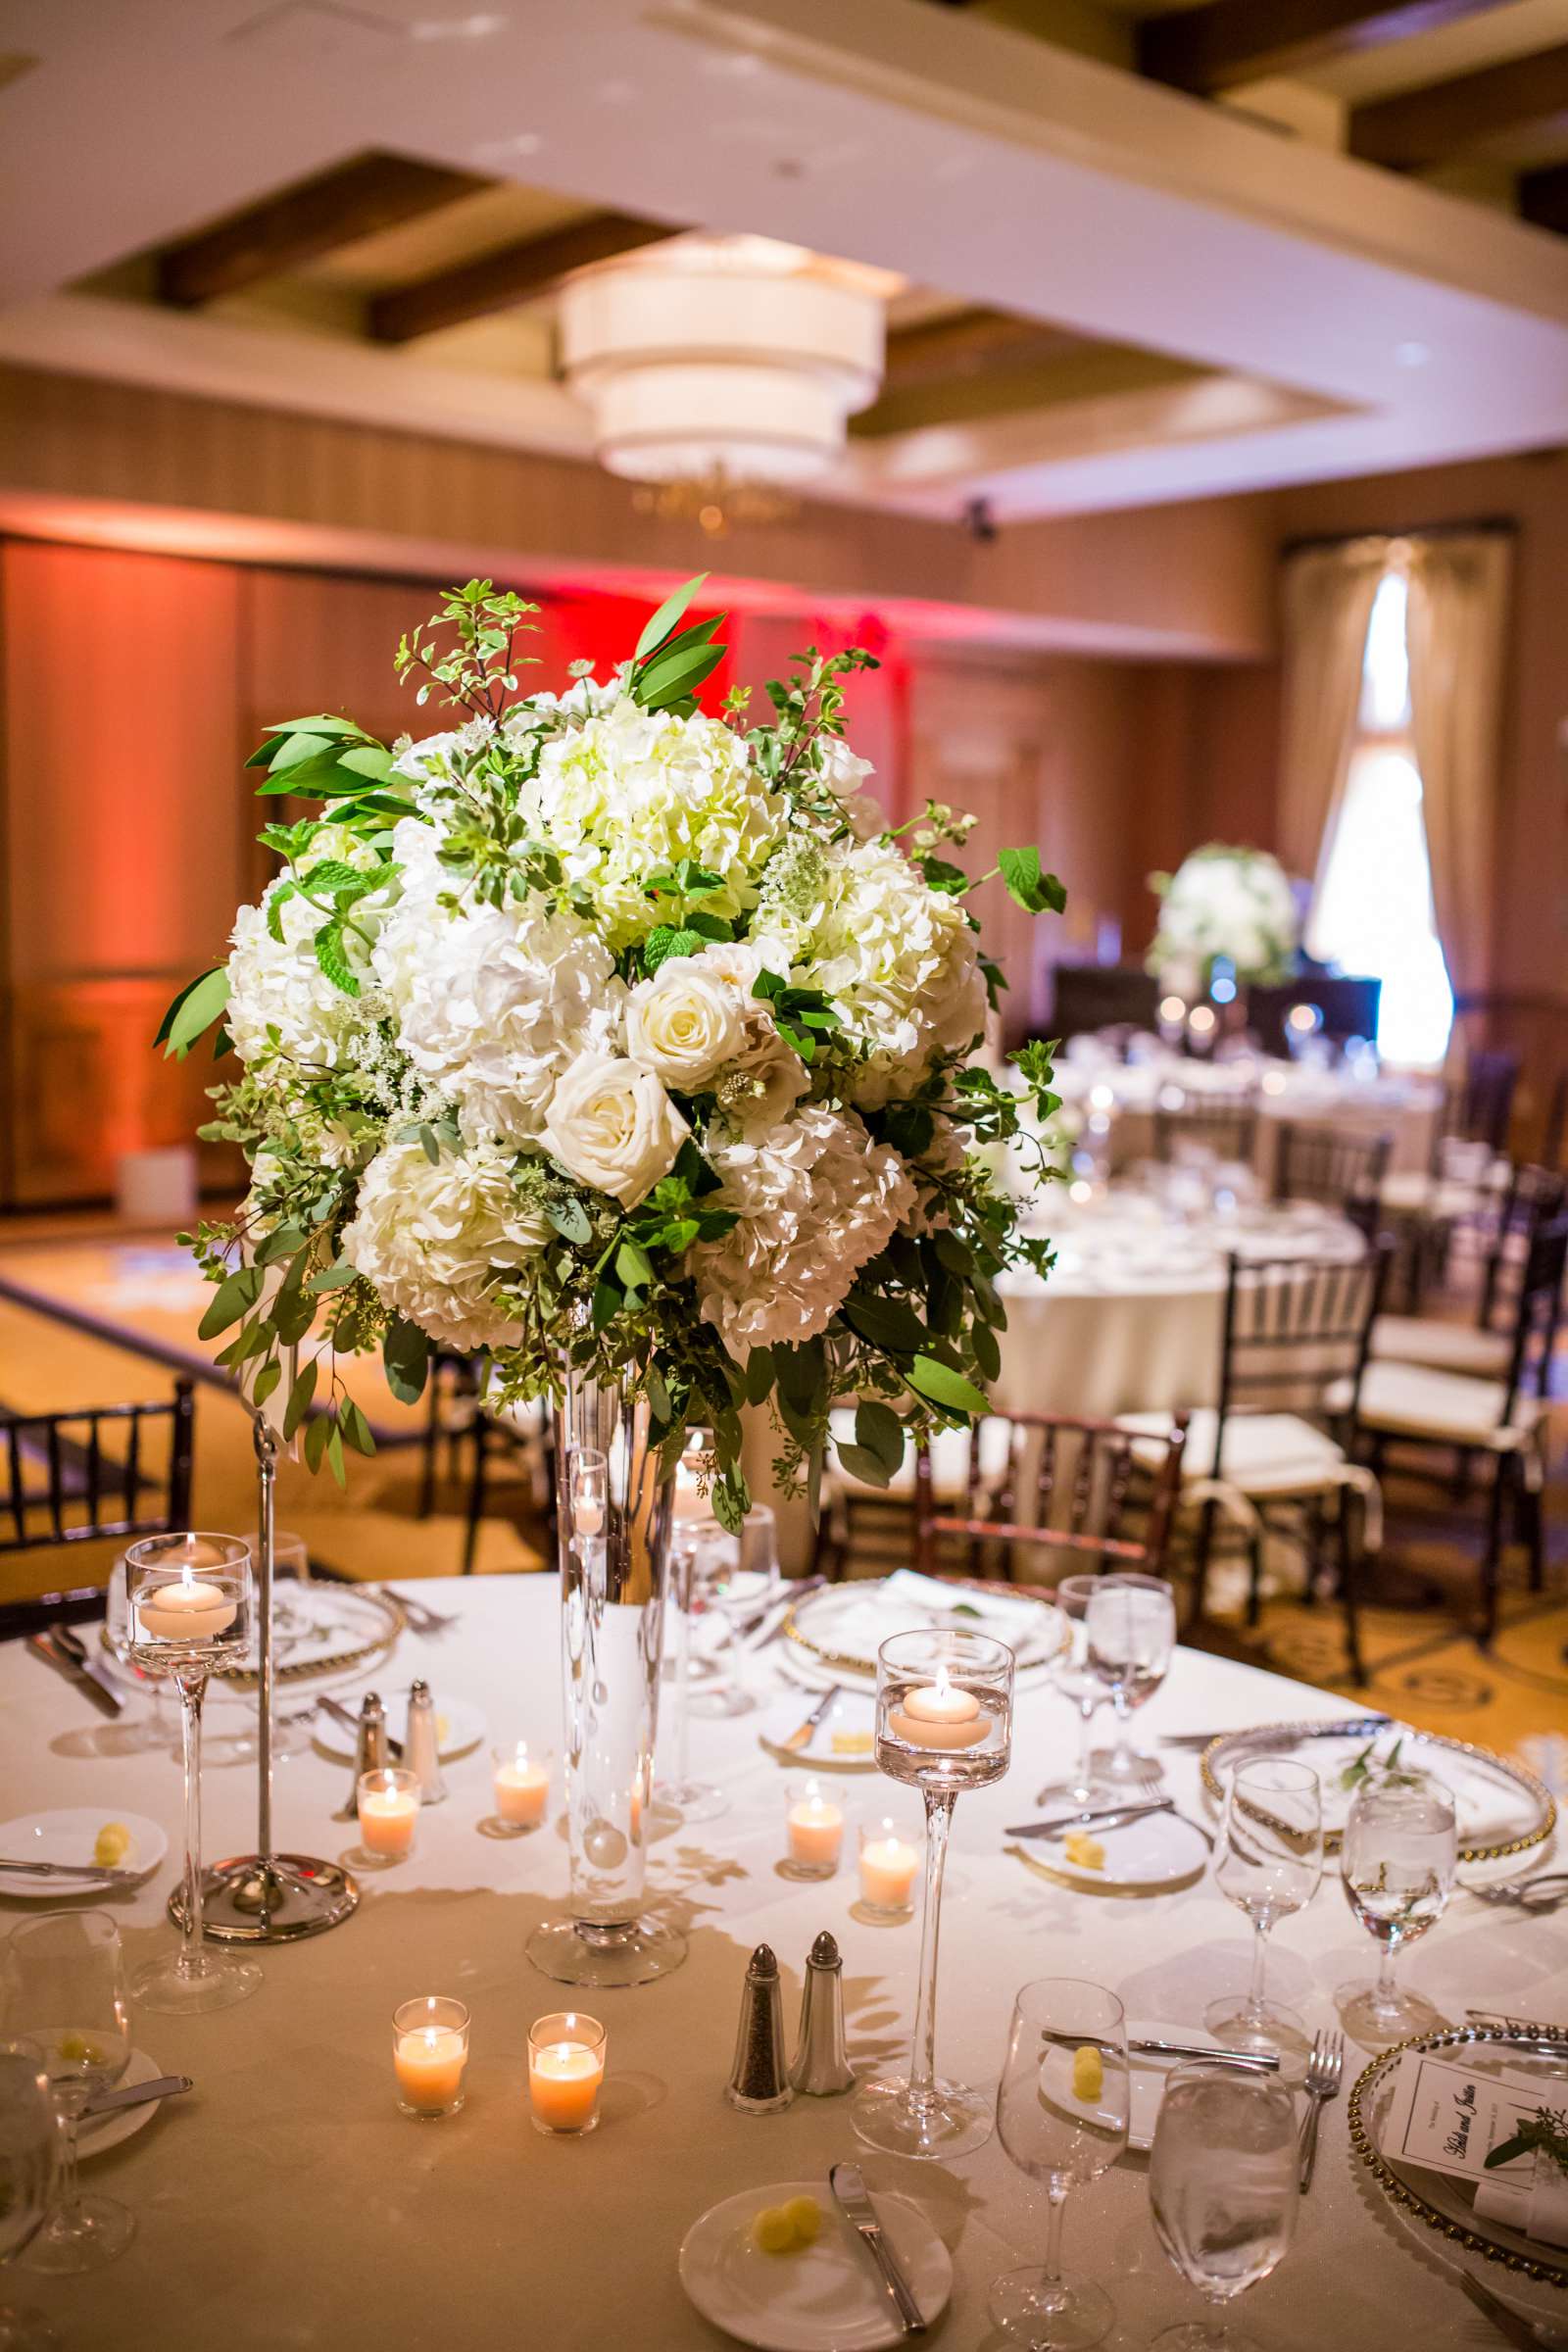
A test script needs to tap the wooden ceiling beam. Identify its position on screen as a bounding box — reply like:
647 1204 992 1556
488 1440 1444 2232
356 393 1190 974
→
1520 160 1568 234
157 151 490 308
881 307 1087 394
1140 0 1515 97
1350 43 1568 167
368 212 682 343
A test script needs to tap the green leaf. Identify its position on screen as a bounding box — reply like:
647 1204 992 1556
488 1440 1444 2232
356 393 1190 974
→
635 640 725 710
856 1398 906 1475
836 1442 893 1489
339 1397 377 1457
743 1345 775 1407
282 1359 318 1441
383 1318 430 1406
546 1199 593 1246
304 1411 330 1475
616 1239 655 1292
326 1425 347 1488
336 744 393 782
645 1363 671 1424
251 1357 282 1407
908 1355 989 1417
590 1280 620 1333
998 846 1067 917
306 1260 359 1295
634 574 709 666
314 925 360 998
299 858 366 893
197 1265 263 1341
643 925 705 972
972 1321 1002 1383
160 966 230 1060
253 1224 306 1267
841 1290 928 1356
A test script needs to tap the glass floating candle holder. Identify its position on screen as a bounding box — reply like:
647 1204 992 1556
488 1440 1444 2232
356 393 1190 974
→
358 1767 420 1864
393 1996 469 2119
491 1741 552 1833
858 1815 922 1919
528 2012 606 2136
782 1779 845 1880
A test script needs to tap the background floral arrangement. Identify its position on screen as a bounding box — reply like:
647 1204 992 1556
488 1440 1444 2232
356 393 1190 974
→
161 577 1064 1528
1146 842 1299 995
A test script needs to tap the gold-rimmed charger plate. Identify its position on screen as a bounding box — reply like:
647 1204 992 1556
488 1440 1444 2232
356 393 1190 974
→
782 1576 1068 1683
102 1581 406 1691
1348 2024 1568 2309
1200 1718 1555 1867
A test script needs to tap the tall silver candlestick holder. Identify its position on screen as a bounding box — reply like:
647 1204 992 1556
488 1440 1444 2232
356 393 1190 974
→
169 1410 360 1943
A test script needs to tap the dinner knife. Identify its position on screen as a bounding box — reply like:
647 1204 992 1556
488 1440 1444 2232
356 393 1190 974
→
1005 1799 1175 1840
0 1857 144 1886
829 2163 926 2336
26 1632 124 1718
1130 2037 1279 2073
82 2075 192 2119
48 1623 129 1717
318 1692 404 1762
1456 2268 1548 2349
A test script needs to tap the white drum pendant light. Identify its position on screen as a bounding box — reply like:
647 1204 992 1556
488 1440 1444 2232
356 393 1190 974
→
559 236 885 487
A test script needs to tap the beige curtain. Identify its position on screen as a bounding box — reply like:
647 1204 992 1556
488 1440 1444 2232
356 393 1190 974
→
1277 538 1388 896
1404 534 1513 1000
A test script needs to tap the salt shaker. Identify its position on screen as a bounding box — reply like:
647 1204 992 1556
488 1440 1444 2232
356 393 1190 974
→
405 1680 447 1805
725 1943 792 2114
790 1930 856 2095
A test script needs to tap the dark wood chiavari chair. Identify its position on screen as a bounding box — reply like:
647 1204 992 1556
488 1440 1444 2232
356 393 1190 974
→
1274 1123 1392 1224
0 1379 196 1638
1151 1091 1259 1167
911 1409 1188 1586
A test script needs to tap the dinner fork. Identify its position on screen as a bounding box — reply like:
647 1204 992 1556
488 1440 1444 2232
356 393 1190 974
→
381 1587 460 1634
1297 2028 1344 2192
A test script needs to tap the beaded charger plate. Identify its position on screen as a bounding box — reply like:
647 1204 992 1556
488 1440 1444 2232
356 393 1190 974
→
1348 2024 1568 2308
782 1577 1068 1683
104 1582 405 1691
1199 1717 1555 1867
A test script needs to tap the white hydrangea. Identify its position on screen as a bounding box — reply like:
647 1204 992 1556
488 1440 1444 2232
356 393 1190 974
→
1150 846 1298 986
691 1104 915 1355
340 1138 553 1351
225 824 395 1072
524 697 784 952
392 715 498 795
756 834 986 1108
686 940 809 1136
373 818 619 1148
816 735 885 841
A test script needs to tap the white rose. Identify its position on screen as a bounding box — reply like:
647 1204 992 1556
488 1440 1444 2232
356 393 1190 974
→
625 957 745 1091
541 1052 688 1208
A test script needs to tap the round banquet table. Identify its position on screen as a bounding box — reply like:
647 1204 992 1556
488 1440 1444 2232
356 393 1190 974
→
3 1575 1560 2352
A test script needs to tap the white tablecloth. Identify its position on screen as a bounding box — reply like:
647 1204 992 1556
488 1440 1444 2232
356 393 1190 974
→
3 1578 1559 2350
1051 1058 1441 1185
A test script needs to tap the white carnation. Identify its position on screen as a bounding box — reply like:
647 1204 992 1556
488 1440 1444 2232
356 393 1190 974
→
226 824 394 1073
340 1139 553 1351
757 835 986 1108
625 956 745 1091
692 1104 915 1354
541 1052 688 1209
525 697 784 952
373 824 618 1148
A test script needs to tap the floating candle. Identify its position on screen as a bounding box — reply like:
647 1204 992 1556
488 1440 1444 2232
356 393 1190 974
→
134 1571 239 1644
529 2013 606 2134
889 1667 987 1750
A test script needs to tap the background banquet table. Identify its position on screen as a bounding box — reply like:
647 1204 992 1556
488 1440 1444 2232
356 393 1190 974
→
3 1575 1558 2352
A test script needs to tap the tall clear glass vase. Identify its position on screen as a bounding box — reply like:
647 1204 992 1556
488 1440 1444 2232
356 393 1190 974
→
525 1371 688 1988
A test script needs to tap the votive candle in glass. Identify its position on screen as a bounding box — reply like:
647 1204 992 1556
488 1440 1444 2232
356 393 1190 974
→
858 1816 921 1918
393 1995 469 2118
528 2012 606 2136
492 1741 552 1832
359 1766 419 1861
783 1779 844 1879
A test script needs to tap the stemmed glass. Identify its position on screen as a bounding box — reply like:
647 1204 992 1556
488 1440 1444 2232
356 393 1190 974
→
1083 1572 1176 1784
1338 1767 1457 2045
2 1912 133 2275
1149 2063 1299 2349
119 1533 263 2013
851 1629 1014 2160
1037 1575 1107 1809
991 1978 1130 2349
0 2044 61 2347
1205 1759 1322 2060
653 1522 729 1821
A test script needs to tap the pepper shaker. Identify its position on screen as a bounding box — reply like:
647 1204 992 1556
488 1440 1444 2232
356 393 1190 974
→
335 1690 388 1820
725 1943 793 2114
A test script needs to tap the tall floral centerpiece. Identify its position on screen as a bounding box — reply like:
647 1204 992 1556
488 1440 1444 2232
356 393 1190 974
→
1147 843 1298 1002
162 576 1063 1980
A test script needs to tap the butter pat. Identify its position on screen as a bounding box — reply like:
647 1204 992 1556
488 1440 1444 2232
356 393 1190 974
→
1063 1830 1105 1871
1072 2044 1104 2103
752 2197 823 2255
94 1821 133 1867
830 1731 872 1756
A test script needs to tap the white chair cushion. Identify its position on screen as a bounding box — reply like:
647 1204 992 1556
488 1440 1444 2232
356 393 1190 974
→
1117 1408 1348 1497
826 1409 1013 1501
1369 1314 1511 1379
1331 1360 1543 1448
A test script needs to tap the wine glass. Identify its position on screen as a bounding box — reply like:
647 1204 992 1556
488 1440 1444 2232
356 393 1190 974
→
0 2044 60 2348
119 1533 263 2013
1037 1575 1108 1809
851 1629 1014 2160
1204 1759 1323 2060
1338 1766 1457 2045
2 1912 133 2275
1149 2063 1299 2349
991 1979 1130 2349
654 1522 728 1822
1083 1572 1176 1784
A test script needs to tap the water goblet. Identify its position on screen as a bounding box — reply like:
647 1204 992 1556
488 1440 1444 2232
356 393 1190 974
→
654 1523 729 1821
1204 1759 1322 2060
119 1533 263 2013
990 1978 1130 2349
1149 2063 1299 2349
0 2044 59 2346
1083 1572 1175 1784
3 1913 133 2275
850 1628 1014 2161
1338 1766 1457 2045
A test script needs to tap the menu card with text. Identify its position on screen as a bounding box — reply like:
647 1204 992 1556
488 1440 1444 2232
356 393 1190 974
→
1383 2049 1568 2249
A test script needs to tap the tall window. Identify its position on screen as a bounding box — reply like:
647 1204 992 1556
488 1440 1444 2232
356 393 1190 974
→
1305 567 1453 1066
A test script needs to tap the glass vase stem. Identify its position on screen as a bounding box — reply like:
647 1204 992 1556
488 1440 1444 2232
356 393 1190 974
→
175 1669 208 1980
908 1788 956 2111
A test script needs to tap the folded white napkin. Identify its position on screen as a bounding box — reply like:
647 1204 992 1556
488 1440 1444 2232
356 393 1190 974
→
881 1569 1054 1649
1474 2153 1568 2250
